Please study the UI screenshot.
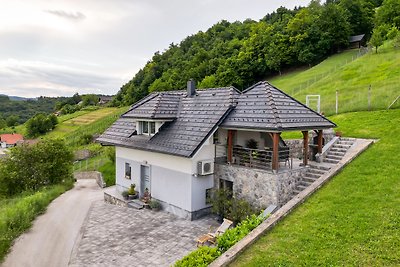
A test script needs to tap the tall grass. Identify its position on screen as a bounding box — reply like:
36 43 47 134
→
0 182 73 262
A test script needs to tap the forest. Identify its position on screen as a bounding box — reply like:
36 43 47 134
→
112 0 400 106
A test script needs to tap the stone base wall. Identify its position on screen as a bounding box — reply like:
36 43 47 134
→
104 192 128 207
215 164 306 210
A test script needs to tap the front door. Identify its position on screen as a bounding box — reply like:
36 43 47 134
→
140 165 150 197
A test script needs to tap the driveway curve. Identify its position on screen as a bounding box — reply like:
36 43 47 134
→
1 179 103 267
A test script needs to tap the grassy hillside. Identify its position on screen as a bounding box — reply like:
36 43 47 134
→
231 109 400 266
270 43 400 115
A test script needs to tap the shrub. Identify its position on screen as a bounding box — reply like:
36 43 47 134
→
149 199 161 210
79 133 93 145
98 161 115 187
0 139 73 196
174 246 221 267
216 214 263 252
173 213 265 266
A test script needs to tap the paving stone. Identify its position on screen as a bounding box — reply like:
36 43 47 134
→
69 201 219 266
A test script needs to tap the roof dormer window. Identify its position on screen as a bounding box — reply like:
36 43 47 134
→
139 121 156 136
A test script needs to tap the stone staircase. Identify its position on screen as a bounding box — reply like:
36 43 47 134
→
324 138 356 164
292 137 356 197
292 164 331 196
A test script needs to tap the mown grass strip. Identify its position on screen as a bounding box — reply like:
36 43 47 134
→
0 182 73 262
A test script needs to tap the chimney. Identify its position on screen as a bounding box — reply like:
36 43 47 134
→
187 79 196 97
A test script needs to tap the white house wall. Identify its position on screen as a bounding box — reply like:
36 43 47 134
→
116 141 215 218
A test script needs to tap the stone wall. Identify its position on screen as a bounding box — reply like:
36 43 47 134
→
215 164 306 210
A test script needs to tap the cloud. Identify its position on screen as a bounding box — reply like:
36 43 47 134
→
44 10 86 20
0 59 123 97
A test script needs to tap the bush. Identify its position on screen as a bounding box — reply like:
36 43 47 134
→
79 133 93 145
149 199 161 210
174 246 221 267
98 161 115 187
216 214 263 252
210 189 257 224
173 213 265 266
0 139 73 196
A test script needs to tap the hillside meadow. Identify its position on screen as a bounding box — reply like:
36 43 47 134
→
231 109 400 266
271 43 400 115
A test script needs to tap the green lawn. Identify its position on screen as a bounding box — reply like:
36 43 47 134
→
231 109 400 266
269 43 400 115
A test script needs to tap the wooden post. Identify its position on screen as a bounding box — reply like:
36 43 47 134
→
272 132 280 171
317 130 323 154
227 130 235 163
302 131 309 166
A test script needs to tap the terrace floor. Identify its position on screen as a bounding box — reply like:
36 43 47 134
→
69 200 219 267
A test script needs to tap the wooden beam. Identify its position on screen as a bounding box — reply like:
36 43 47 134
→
227 130 235 163
302 131 309 166
272 132 280 171
317 130 323 154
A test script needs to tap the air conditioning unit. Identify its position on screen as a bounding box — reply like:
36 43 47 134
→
197 160 214 176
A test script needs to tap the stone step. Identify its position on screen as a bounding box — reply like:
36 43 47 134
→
302 176 317 183
330 148 348 153
307 167 326 174
297 184 308 191
308 164 331 171
326 155 343 160
340 137 356 141
305 172 320 179
328 151 346 157
127 199 145 210
333 144 352 149
324 158 340 164
300 181 313 187
293 189 302 195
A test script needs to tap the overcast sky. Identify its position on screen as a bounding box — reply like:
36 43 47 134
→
0 0 310 98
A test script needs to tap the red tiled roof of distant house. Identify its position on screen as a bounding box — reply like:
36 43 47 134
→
0 134 24 145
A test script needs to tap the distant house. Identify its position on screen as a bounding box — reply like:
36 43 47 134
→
0 133 24 148
349 34 366 49
97 81 336 220
98 96 113 106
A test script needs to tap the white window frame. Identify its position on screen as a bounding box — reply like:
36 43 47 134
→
139 121 156 136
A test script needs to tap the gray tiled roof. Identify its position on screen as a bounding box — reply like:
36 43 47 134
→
97 87 239 157
221 81 336 131
349 34 365 43
124 91 183 119
97 81 336 157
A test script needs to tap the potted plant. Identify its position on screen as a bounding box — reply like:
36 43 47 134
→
149 199 161 211
121 190 129 200
128 184 138 200
142 187 151 205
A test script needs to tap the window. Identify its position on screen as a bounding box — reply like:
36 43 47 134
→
142 121 149 134
139 121 156 135
150 122 156 134
125 163 131 179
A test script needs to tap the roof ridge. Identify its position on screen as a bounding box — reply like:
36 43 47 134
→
263 82 282 130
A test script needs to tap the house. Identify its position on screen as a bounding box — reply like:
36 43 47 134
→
0 133 24 148
98 95 113 105
349 34 366 49
97 81 335 220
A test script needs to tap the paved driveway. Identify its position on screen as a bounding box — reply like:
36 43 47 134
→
69 201 218 267
2 179 103 267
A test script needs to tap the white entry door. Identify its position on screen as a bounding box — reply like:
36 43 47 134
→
140 165 150 197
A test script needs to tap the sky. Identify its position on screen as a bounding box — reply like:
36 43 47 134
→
0 0 310 98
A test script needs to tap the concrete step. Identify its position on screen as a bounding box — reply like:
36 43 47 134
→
330 148 347 153
302 176 317 183
305 172 320 179
308 164 331 171
333 144 352 149
307 167 326 175
340 137 356 141
326 155 343 160
338 140 354 144
297 184 308 191
127 199 145 209
293 188 302 195
324 158 340 164
300 181 313 187
328 151 346 157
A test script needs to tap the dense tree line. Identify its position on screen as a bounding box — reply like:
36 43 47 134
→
0 139 73 196
112 0 400 106
26 113 58 137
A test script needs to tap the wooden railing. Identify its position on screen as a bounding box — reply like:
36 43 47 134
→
231 146 291 171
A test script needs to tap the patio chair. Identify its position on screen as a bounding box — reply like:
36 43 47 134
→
196 218 233 246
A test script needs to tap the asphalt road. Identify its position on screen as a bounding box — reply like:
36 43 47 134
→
2 179 103 267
